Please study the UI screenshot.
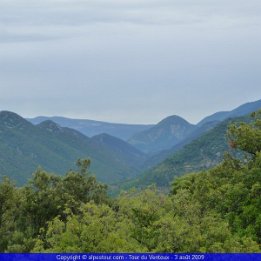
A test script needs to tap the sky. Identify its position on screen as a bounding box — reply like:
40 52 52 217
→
0 0 260 124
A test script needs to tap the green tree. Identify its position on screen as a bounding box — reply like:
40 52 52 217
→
227 110 261 156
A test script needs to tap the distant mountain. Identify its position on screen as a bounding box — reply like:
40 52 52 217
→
28 116 153 141
128 115 195 154
128 99 261 156
90 133 146 169
0 111 146 185
128 115 252 190
142 120 219 170
5 99 261 188
198 99 261 126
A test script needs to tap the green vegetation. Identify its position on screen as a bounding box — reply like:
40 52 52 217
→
0 113 260 252
135 115 253 190
0 111 146 186
0 159 108 252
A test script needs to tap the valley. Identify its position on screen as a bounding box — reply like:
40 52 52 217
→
1 99 261 192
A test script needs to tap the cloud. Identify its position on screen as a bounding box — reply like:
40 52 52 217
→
1 0 260 43
0 1 260 123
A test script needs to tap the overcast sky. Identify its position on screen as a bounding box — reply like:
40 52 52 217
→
0 0 260 124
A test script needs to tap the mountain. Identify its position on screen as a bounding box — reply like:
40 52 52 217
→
138 120 230 188
142 120 219 170
28 116 153 141
0 111 146 185
128 115 195 154
129 99 261 156
27 99 261 155
197 99 261 126
90 133 146 169
129 115 252 190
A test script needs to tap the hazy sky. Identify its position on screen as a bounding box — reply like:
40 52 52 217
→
0 0 260 124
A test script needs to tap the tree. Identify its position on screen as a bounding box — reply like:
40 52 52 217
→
227 110 261 156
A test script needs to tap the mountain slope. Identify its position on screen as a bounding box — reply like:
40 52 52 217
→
136 99 261 162
127 115 252 190
91 133 146 169
28 116 153 141
198 99 261 126
142 120 220 170
0 111 146 185
128 115 195 154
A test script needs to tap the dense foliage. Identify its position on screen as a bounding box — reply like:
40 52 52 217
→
0 114 260 252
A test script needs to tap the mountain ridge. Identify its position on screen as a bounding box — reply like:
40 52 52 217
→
128 99 261 155
28 116 153 141
0 112 147 186
197 99 261 126
123 114 253 191
2 99 261 190
128 115 195 154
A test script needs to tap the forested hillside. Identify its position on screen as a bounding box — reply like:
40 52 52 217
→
0 111 146 185
132 115 253 190
0 112 260 252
